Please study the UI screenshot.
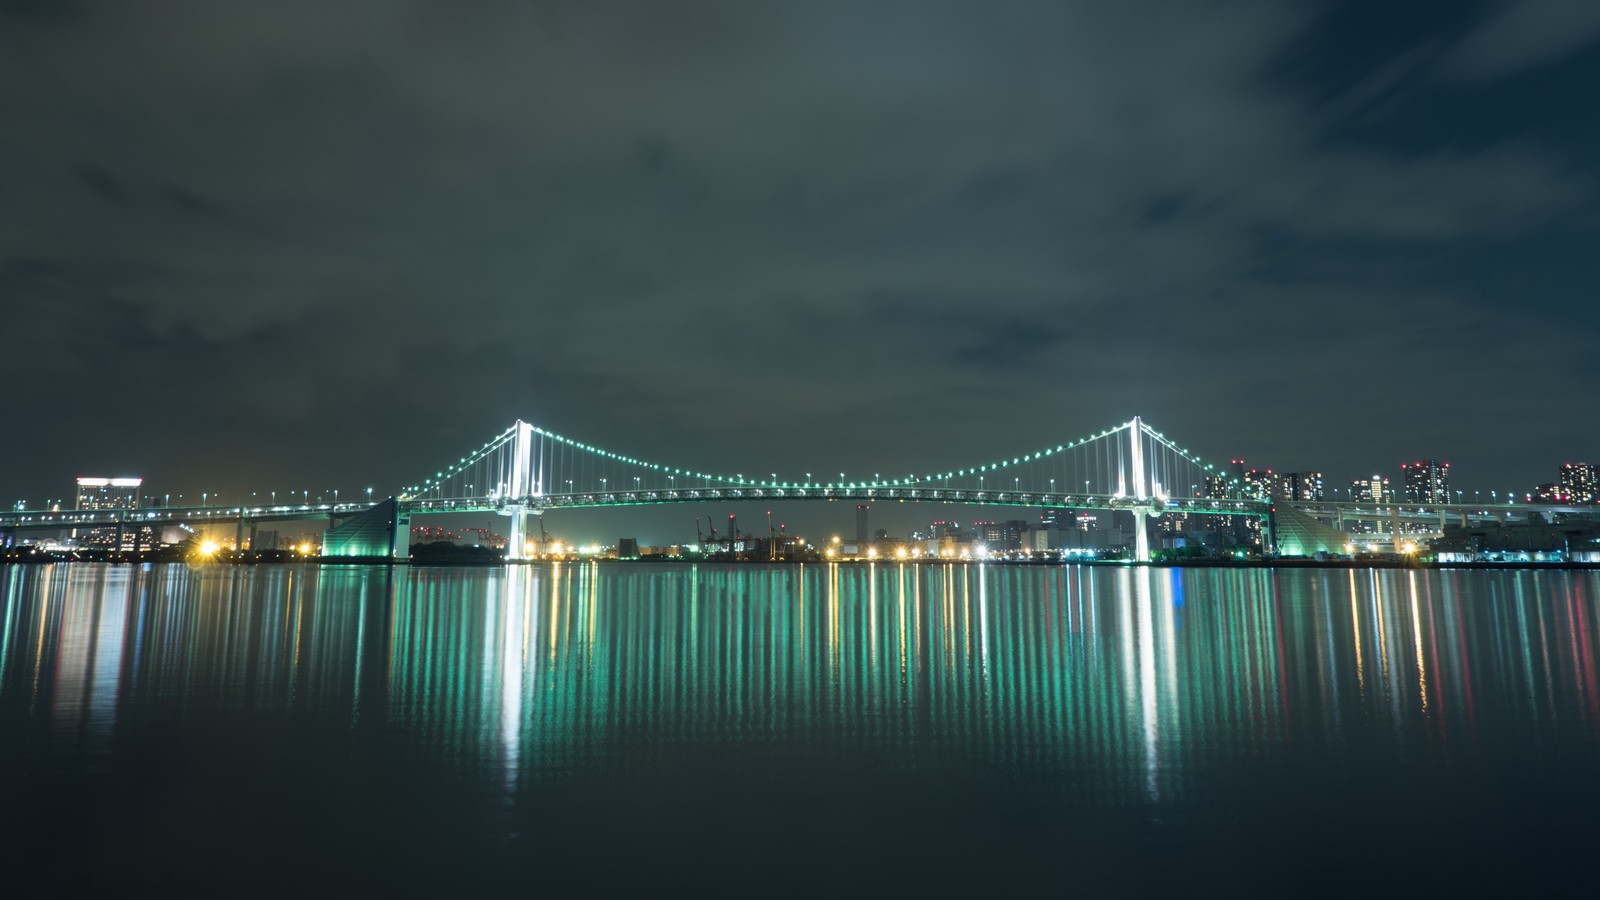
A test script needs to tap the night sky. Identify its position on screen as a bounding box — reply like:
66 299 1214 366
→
3 1 1598 542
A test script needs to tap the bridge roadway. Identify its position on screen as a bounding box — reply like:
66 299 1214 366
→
401 488 1272 518
1280 499 1591 527
0 501 377 534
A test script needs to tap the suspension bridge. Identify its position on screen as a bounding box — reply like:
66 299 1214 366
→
2 415 1573 562
394 415 1265 562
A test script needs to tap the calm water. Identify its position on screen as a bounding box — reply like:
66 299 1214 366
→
3 562 1598 896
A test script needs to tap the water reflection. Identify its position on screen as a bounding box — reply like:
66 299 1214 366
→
3 563 1599 801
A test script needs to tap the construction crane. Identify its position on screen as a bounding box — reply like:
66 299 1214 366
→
695 517 704 546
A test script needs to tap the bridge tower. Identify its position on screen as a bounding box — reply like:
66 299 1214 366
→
504 420 536 560
1128 415 1154 563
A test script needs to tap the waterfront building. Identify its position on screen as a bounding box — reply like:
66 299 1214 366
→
1434 520 1600 563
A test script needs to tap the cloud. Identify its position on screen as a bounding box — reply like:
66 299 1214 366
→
1437 0 1600 83
0 1 1596 508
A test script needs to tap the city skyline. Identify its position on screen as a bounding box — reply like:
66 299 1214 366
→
11 421 1597 549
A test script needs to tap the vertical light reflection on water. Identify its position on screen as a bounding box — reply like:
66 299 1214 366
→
1573 577 1598 725
4 564 1600 809
1408 571 1429 713
50 566 131 752
0 568 23 696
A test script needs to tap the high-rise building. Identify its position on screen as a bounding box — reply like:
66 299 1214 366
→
1533 482 1566 504
1202 475 1231 500
1241 469 1275 501
855 505 870 543
1559 463 1598 504
1401 460 1450 504
1277 471 1324 502
76 477 141 510
74 477 143 549
1351 475 1394 504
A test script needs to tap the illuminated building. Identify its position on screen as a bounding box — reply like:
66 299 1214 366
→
76 477 141 510
1401 460 1450 504
1276 471 1323 502
1559 463 1598 504
74 476 143 549
1241 469 1275 501
1350 475 1394 504
1532 482 1566 503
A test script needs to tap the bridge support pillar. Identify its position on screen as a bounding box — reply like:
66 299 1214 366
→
506 508 531 561
391 505 411 561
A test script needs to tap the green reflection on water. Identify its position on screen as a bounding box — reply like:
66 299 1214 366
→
3 563 1598 802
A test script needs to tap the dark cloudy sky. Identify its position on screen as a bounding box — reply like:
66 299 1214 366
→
4 1 1598 534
